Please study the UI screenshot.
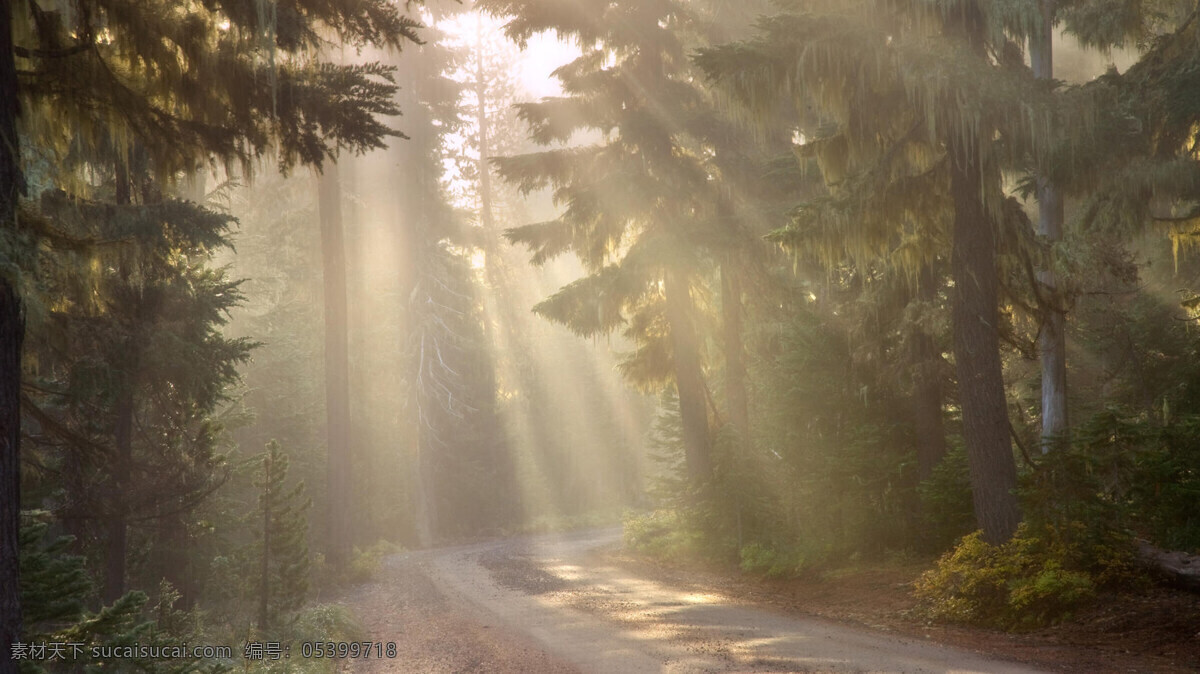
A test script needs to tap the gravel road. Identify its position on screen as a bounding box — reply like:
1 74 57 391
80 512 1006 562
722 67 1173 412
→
344 528 1047 673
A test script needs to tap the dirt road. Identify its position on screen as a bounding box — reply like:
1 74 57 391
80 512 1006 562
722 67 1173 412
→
344 528 1045 673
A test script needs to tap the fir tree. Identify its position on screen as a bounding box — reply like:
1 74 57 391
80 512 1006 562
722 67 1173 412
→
483 0 720 489
23 193 252 603
696 0 1054 543
254 441 310 635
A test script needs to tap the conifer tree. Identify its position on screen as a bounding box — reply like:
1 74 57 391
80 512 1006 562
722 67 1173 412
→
482 0 719 489
22 193 252 604
697 0 1062 542
254 440 310 635
375 21 516 543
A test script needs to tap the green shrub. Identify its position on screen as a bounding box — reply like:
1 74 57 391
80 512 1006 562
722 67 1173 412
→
917 444 976 549
623 511 707 561
914 525 1102 629
738 543 809 578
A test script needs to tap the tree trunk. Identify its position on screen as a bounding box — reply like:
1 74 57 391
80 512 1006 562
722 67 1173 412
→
912 263 947 483
664 269 711 488
475 13 494 234
0 285 20 673
0 2 23 667
949 146 1021 545
103 161 134 604
1031 0 1069 451
414 396 437 546
721 262 750 439
318 164 352 568
342 156 374 545
103 387 133 603
259 453 271 634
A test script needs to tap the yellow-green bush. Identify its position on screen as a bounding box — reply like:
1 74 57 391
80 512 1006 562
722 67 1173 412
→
914 524 1103 629
348 540 403 584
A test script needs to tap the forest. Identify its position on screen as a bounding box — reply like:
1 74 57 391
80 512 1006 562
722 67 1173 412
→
3 0 1200 671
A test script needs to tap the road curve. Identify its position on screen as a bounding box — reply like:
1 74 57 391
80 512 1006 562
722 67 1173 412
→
353 528 1047 673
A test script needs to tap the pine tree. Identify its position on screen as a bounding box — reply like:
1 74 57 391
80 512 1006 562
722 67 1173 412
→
696 0 1064 542
254 440 310 635
22 193 252 604
483 0 720 489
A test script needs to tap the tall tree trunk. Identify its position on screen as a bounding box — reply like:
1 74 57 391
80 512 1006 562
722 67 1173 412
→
472 16 510 523
259 453 272 634
103 387 133 603
390 134 431 547
1031 0 1068 451
318 164 352 568
0 2 23 668
949 145 1021 545
103 161 134 604
415 353 438 546
664 269 711 488
721 262 749 438
341 157 375 545
912 263 947 483
722 260 749 547
475 13 494 235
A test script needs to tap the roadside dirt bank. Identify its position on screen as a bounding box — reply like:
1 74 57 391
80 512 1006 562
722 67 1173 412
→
594 545 1200 673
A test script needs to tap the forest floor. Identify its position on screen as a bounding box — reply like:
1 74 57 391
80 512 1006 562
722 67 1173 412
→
332 528 1194 673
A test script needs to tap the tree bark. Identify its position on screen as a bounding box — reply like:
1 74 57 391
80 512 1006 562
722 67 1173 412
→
721 262 749 438
103 161 134 604
0 287 20 673
318 164 353 568
949 146 1021 545
0 1 23 667
664 268 711 488
103 387 133 603
341 156 375 545
1031 0 1069 451
912 263 947 483
259 452 271 633
475 14 494 234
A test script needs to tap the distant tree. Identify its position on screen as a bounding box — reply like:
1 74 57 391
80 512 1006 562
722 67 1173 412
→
254 440 310 635
317 162 354 569
483 0 719 490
